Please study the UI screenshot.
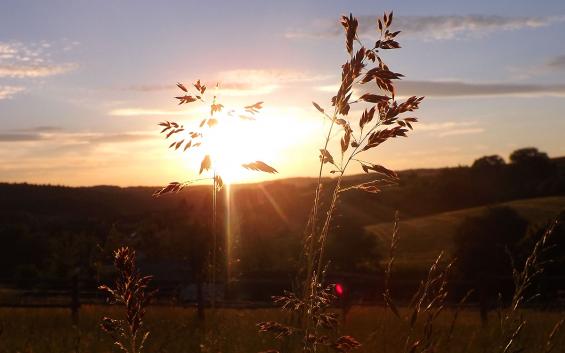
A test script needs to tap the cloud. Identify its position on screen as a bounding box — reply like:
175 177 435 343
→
88 133 155 143
545 54 565 70
0 133 43 142
109 108 190 116
437 128 484 137
123 69 331 97
395 80 565 98
418 121 478 131
0 129 155 144
286 15 565 41
125 84 172 92
319 80 565 98
416 121 484 137
0 63 76 78
0 85 24 100
21 126 63 133
0 42 76 99
216 68 329 96
0 126 63 141
507 53 565 79
218 69 331 96
123 81 279 96
219 69 328 84
215 82 279 97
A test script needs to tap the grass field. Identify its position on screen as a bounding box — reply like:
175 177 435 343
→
0 305 563 353
366 196 565 271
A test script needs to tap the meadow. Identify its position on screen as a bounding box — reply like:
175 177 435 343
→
367 196 565 271
0 306 563 353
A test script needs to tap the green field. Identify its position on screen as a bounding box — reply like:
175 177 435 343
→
366 196 565 270
0 306 563 353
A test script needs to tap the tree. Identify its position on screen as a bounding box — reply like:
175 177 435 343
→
472 155 505 169
454 207 529 324
509 147 549 165
327 216 380 273
509 147 554 181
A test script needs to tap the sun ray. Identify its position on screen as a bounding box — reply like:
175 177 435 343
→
258 184 290 227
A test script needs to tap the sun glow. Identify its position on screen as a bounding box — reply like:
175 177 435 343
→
174 106 314 184
203 114 268 183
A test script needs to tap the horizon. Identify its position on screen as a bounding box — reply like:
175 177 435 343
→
2 150 562 188
1 0 565 186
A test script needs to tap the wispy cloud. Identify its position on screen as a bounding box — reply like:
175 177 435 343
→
395 80 565 98
319 80 565 98
545 54 565 71
0 133 42 142
417 121 484 137
215 82 279 97
0 63 76 78
0 129 155 144
88 133 155 143
0 42 77 99
508 53 565 79
438 127 484 137
218 69 328 84
286 15 565 41
123 82 279 96
0 126 65 141
0 85 24 100
109 108 190 117
124 84 172 92
123 69 331 97
0 41 77 78
418 121 478 131
19 126 63 133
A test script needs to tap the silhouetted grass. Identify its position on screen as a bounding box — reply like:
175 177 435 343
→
0 306 563 353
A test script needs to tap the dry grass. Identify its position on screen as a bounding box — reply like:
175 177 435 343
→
255 11 425 352
98 247 154 353
0 306 563 353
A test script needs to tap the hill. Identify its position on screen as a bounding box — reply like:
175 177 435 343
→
366 196 565 271
1 152 564 282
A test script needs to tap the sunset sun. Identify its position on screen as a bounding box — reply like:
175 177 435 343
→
200 112 276 183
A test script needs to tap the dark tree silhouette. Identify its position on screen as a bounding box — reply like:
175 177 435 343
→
327 216 380 273
509 147 554 183
454 207 529 324
510 147 550 165
472 155 505 169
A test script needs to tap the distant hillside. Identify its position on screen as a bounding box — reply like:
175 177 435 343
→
1 153 564 229
1 153 565 285
366 196 565 271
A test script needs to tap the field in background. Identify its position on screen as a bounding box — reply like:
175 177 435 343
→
0 306 563 353
367 196 565 271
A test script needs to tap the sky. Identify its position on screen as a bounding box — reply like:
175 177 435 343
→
1 0 565 186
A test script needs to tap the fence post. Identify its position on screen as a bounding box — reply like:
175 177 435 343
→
70 268 80 325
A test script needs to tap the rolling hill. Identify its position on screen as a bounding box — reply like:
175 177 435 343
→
366 196 565 271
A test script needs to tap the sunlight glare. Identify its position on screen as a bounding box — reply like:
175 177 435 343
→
177 106 317 184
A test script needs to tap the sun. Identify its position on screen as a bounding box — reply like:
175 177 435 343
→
159 81 317 188
171 109 279 184
203 114 264 183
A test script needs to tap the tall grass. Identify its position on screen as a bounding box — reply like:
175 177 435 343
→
98 247 154 353
258 11 424 353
